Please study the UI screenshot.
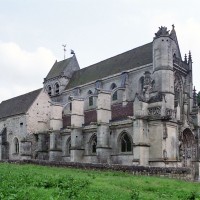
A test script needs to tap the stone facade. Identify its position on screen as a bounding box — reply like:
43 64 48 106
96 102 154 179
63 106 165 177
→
0 26 200 180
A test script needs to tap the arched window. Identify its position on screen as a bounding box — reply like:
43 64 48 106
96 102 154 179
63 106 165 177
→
13 137 19 154
88 90 92 95
90 134 97 154
66 137 71 156
120 133 132 152
55 83 60 95
111 83 117 101
88 90 93 106
48 85 52 96
68 96 72 111
110 83 117 90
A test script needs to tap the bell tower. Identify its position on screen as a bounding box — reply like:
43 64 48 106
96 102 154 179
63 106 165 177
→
153 26 174 109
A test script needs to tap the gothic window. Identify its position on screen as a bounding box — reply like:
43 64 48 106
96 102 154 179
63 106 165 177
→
13 137 19 154
55 83 60 95
89 96 93 106
110 83 117 90
88 90 93 106
120 132 132 153
68 96 72 111
139 76 144 93
90 134 97 154
1 128 7 145
48 85 52 96
112 91 117 101
66 137 71 156
69 103 72 111
111 83 117 101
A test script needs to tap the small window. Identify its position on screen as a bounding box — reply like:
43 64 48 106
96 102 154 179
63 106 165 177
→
88 90 92 95
69 102 72 111
48 86 52 96
90 134 97 154
13 137 19 154
111 83 117 101
120 133 132 152
88 90 93 106
112 91 117 101
89 96 93 106
110 83 117 90
55 83 60 95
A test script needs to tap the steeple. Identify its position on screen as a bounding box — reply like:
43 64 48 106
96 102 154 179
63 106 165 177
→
184 54 187 63
188 51 192 63
193 86 197 107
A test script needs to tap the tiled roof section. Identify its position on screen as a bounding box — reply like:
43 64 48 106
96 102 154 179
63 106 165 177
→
66 42 152 89
0 89 42 119
45 57 72 80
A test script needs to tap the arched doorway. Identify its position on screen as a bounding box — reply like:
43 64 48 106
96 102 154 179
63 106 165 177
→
180 128 196 167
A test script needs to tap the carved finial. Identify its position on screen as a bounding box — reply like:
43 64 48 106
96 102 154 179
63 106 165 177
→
188 51 192 62
154 26 170 39
193 86 197 107
172 24 175 29
184 54 187 63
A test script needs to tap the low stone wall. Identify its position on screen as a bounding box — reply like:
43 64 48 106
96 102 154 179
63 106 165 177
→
0 160 192 181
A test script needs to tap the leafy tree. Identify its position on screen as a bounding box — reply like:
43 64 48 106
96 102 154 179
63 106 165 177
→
197 91 200 106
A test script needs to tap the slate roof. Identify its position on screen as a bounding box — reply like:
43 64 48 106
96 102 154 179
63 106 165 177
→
0 89 42 119
45 57 73 80
66 42 153 89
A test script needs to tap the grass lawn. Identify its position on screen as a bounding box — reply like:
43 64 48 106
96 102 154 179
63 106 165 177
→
0 163 200 200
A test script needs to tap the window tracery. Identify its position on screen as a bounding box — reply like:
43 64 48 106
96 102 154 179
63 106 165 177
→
66 137 71 156
13 137 19 154
55 83 60 95
120 132 132 153
90 134 97 154
111 83 117 101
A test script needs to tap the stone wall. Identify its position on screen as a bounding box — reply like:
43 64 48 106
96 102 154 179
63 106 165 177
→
0 160 193 181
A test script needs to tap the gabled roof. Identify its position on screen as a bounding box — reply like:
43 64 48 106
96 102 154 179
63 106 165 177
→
0 89 42 119
66 42 153 89
45 56 74 80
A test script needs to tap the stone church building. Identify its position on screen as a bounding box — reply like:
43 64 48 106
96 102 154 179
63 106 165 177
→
0 26 200 177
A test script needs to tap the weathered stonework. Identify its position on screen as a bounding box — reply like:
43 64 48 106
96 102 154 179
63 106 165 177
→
0 26 200 180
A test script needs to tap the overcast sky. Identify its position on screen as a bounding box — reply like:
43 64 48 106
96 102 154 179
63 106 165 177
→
0 0 200 102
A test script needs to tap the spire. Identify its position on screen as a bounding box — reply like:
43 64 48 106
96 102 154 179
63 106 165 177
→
193 86 197 107
169 24 177 41
184 54 187 63
188 51 192 63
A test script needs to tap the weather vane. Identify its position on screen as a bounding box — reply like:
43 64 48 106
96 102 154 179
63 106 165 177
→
62 44 67 59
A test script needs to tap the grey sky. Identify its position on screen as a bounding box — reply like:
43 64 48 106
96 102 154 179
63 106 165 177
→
0 0 200 102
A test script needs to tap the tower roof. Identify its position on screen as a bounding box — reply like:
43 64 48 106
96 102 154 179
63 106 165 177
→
45 55 79 80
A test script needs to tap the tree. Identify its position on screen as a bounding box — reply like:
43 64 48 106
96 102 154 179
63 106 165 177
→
197 91 200 106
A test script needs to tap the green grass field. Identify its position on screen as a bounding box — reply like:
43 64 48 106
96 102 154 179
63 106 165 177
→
0 163 200 200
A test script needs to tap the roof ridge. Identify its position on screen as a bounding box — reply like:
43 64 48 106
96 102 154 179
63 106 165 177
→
1 88 42 103
66 42 153 89
80 42 153 72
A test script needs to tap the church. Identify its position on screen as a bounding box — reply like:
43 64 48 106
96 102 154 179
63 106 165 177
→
0 26 200 177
